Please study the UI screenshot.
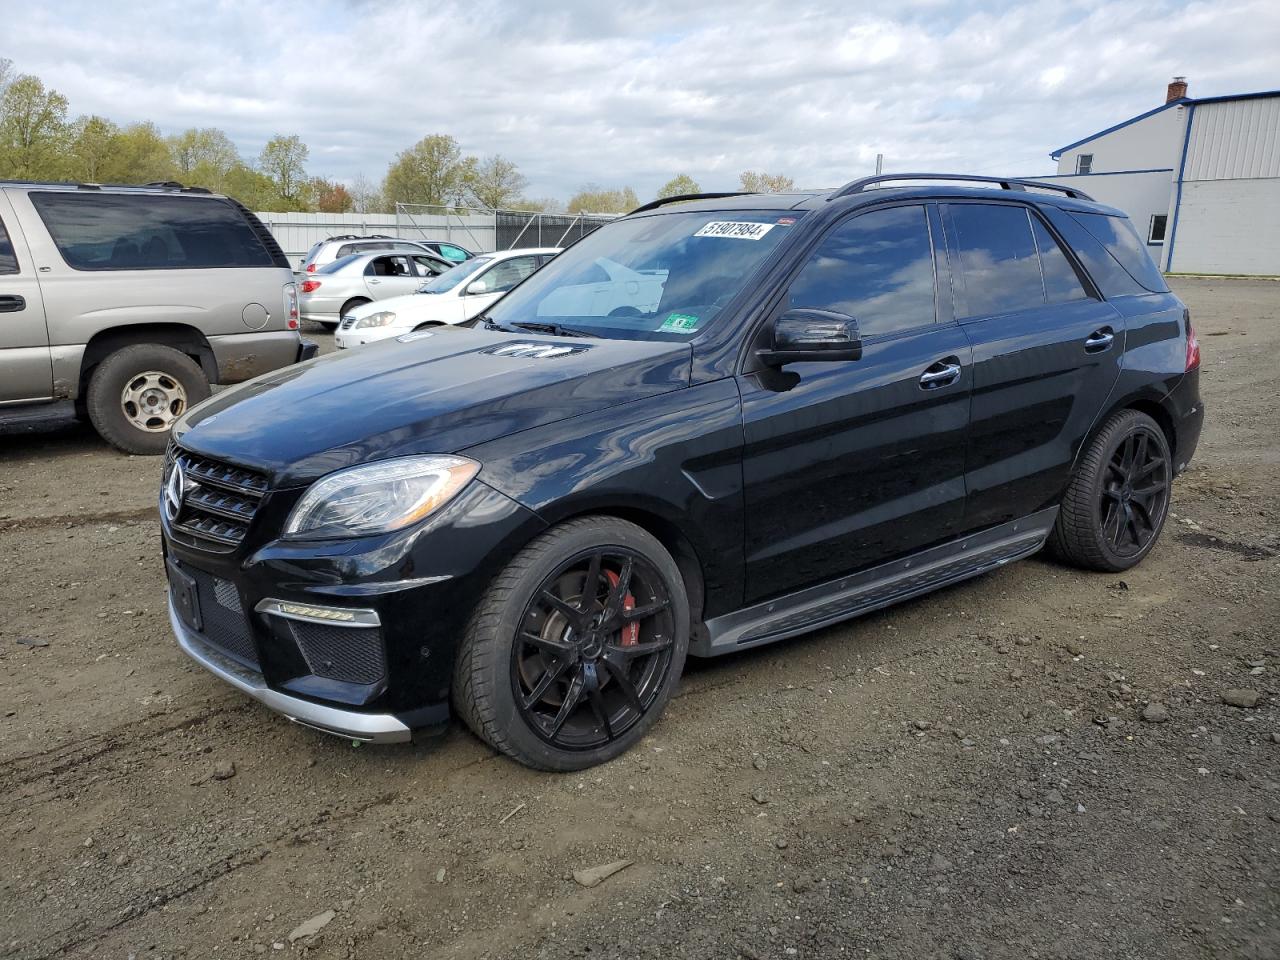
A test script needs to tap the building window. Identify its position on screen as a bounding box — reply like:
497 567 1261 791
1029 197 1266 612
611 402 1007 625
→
1075 154 1094 175
1148 214 1168 245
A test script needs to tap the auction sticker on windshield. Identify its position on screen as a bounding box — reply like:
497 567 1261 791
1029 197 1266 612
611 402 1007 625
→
693 221 775 240
658 313 700 333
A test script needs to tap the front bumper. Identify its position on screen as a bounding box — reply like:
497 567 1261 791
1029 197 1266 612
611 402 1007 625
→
162 474 547 741
170 597 412 743
333 326 401 350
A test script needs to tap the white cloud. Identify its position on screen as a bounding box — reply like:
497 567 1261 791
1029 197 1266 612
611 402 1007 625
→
2 0 1277 200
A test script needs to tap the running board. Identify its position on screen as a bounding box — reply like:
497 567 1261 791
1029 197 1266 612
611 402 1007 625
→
693 507 1058 657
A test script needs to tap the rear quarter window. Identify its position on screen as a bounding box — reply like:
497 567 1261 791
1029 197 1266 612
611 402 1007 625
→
30 192 276 271
1069 212 1169 293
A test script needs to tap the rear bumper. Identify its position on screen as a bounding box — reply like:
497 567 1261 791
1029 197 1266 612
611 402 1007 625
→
1168 369 1204 475
170 596 413 743
209 331 307 384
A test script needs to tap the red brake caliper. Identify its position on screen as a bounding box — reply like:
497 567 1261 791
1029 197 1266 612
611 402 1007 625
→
603 569 639 646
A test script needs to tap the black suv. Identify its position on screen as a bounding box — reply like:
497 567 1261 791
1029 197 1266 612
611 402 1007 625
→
161 174 1203 770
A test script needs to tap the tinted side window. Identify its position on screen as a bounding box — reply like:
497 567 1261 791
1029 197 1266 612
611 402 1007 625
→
1039 206 1145 298
787 205 936 337
0 217 17 274
30 193 275 270
1030 218 1089 304
1070 212 1169 293
949 204 1044 318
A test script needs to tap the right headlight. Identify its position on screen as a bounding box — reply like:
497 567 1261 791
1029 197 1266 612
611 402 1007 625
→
353 311 398 329
283 455 480 540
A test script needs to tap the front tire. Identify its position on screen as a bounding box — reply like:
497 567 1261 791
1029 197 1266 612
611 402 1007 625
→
1048 409 1172 572
454 517 690 771
85 344 210 455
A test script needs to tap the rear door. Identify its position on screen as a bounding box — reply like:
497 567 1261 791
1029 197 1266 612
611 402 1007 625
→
738 203 973 603
0 193 53 403
941 201 1124 530
364 254 420 300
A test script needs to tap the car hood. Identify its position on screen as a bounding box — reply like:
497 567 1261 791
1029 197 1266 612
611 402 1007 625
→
176 328 692 486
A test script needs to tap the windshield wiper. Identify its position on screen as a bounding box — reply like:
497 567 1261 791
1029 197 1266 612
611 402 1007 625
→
477 315 518 332
507 320 596 339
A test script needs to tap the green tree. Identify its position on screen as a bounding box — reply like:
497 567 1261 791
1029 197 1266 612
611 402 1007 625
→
168 127 239 176
738 170 795 193
565 183 639 214
69 115 122 181
656 173 701 199
466 154 528 210
383 134 475 208
220 162 283 209
0 74 70 179
104 121 177 183
258 134 309 208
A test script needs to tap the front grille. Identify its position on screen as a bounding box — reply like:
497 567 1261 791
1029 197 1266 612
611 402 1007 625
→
339 314 357 330
188 568 258 667
286 620 386 685
169 449 269 551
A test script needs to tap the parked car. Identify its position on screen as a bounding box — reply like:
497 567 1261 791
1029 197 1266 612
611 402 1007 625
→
161 173 1203 771
334 248 560 349
299 251 454 329
0 180 314 454
299 235 474 274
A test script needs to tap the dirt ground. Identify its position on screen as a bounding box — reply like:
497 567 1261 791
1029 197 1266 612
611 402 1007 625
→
1 278 1277 960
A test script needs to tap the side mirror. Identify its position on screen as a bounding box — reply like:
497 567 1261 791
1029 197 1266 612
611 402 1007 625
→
757 308 862 366
465 279 489 295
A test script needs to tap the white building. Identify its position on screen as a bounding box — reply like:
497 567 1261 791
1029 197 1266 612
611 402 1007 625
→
1040 79 1280 276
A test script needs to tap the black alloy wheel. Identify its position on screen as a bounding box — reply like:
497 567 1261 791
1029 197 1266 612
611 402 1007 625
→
1099 426 1170 558
512 549 676 750
1048 409 1173 572
454 517 690 770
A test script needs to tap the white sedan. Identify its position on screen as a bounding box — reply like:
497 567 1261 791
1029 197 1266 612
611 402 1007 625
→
334 248 561 349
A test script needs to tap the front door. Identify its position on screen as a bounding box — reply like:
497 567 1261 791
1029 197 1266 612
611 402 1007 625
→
940 201 1125 530
739 203 973 604
461 254 544 320
0 195 52 403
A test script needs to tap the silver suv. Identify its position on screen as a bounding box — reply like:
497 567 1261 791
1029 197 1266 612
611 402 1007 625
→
0 181 314 454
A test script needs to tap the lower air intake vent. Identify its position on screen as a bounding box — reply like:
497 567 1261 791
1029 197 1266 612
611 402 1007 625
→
287 621 387 686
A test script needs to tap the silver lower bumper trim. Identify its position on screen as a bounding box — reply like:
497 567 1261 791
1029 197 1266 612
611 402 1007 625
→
168 598 412 744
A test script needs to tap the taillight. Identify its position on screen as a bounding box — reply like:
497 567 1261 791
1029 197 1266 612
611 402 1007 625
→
300 279 321 294
1184 309 1200 372
283 282 299 330
306 263 317 273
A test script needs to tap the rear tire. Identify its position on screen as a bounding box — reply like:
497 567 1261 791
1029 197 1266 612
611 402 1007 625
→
453 517 690 771
85 344 210 455
1047 409 1172 572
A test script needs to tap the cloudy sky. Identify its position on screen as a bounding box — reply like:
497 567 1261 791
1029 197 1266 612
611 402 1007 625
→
3 0 1277 201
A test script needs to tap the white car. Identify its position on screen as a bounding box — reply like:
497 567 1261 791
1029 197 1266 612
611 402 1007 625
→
334 248 561 349
332 252 670 350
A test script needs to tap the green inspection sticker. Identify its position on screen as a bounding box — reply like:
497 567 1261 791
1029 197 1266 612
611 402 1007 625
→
658 313 700 333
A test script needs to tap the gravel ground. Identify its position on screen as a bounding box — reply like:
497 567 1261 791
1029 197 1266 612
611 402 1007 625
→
1 278 1277 960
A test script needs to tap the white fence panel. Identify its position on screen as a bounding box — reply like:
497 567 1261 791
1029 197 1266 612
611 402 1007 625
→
254 211 497 265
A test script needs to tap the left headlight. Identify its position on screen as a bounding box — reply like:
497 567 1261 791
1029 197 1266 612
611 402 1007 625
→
353 311 398 329
283 455 480 540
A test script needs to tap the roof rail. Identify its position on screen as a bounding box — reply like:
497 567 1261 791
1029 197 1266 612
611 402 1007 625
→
628 191 751 216
831 173 1094 202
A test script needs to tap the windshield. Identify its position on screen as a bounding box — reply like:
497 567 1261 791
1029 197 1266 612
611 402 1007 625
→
484 210 801 340
419 256 492 294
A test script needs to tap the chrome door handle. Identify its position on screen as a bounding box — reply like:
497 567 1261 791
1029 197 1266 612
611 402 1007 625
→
919 359 962 389
1085 328 1114 352
368 278 381 284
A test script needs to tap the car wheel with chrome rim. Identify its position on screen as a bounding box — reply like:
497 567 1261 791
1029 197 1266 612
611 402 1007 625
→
86 343 211 455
